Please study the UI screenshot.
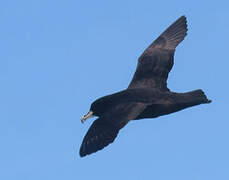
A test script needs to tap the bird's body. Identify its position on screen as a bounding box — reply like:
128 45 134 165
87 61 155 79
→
79 16 211 157
90 88 210 120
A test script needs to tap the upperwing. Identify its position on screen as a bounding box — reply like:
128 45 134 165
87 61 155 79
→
128 16 188 90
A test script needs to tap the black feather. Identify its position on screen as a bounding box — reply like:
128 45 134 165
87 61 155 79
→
79 16 211 157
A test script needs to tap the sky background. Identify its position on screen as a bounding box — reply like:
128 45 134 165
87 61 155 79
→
1 0 229 179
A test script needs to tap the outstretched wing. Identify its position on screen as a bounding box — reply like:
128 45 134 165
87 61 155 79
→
128 16 188 90
79 102 146 157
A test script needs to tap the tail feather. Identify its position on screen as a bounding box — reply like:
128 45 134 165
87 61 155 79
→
187 89 212 104
163 89 212 115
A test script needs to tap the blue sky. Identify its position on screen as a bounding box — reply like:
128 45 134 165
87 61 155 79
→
1 0 229 179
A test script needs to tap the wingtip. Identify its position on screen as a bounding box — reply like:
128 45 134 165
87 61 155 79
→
150 15 188 50
178 15 188 30
79 149 84 157
178 15 187 22
79 153 85 158
79 147 88 157
206 99 212 104
176 15 188 27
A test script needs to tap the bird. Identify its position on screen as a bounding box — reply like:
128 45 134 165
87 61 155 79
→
79 16 211 157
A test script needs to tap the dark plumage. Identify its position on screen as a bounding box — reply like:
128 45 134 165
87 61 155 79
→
79 16 211 157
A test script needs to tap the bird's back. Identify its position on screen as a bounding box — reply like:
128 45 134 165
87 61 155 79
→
94 88 170 107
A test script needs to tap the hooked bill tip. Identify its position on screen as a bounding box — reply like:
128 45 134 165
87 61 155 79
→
81 111 93 123
81 116 86 123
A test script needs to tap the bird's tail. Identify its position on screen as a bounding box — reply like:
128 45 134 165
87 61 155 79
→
184 89 211 104
172 89 211 109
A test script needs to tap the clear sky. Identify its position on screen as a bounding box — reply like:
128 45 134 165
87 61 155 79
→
1 0 229 179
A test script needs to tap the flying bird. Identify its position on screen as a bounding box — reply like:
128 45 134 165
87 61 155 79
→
79 16 211 157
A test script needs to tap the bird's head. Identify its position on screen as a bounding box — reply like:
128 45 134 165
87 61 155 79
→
81 97 108 123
